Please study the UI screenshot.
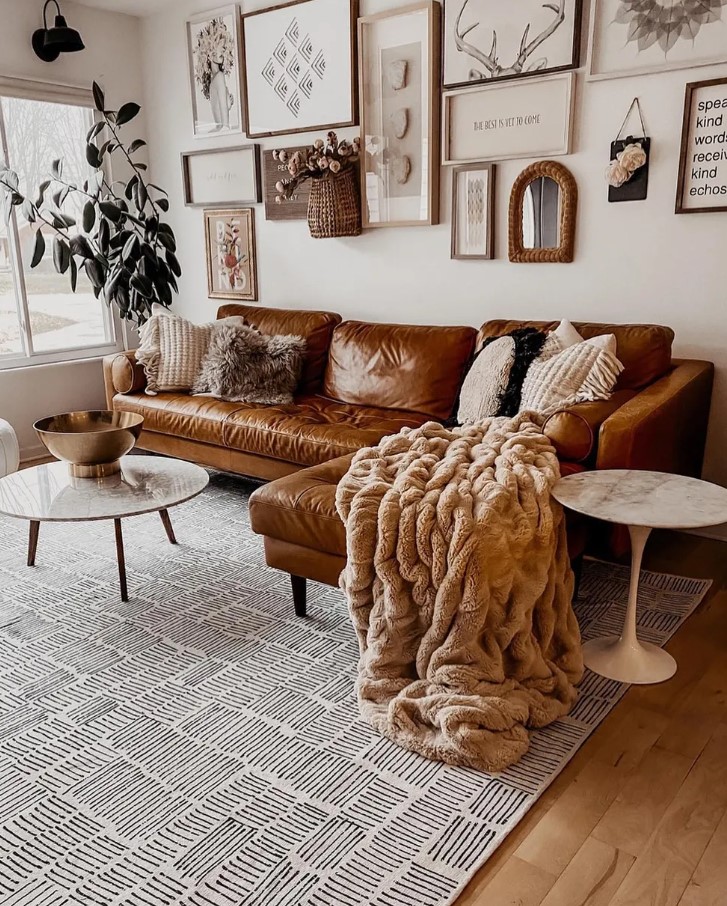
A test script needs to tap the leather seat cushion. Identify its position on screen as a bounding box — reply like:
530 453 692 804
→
249 454 587 560
114 393 429 468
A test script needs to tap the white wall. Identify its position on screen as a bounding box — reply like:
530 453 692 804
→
141 0 727 484
0 0 145 459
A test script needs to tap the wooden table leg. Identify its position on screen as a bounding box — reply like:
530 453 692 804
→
114 518 128 602
27 521 40 567
159 508 177 545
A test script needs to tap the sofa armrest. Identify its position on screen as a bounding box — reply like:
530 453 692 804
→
597 359 714 477
543 390 637 463
103 350 146 409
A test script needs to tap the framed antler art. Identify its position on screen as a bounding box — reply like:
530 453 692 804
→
443 0 583 91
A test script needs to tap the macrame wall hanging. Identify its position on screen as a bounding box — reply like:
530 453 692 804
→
606 98 651 203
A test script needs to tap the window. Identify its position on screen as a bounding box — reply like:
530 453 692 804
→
0 80 122 369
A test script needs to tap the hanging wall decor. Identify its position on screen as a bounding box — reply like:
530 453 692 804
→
204 208 258 301
451 163 496 259
443 0 583 91
181 146 262 207
263 146 312 221
186 6 244 137
676 76 727 215
606 98 650 203
241 0 358 139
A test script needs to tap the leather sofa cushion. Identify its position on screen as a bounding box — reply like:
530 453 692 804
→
216 304 341 393
478 320 674 391
323 321 477 420
114 392 428 468
543 390 637 463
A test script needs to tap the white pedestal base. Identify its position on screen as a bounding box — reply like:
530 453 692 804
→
583 636 677 685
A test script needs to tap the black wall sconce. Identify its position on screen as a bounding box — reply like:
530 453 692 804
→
32 0 85 62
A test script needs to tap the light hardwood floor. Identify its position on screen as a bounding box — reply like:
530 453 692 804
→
457 531 727 906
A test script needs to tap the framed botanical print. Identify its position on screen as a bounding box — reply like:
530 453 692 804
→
451 163 495 259
589 0 727 80
359 1 441 228
676 77 727 215
186 6 244 137
181 146 262 207
241 0 359 139
204 208 258 301
443 0 583 91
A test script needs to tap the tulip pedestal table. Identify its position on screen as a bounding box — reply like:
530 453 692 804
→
552 470 727 685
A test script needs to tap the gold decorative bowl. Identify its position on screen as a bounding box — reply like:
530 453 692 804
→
34 410 144 478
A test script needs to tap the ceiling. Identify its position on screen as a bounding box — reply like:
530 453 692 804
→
72 0 177 16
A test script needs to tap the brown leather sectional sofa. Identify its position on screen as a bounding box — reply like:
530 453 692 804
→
103 304 714 615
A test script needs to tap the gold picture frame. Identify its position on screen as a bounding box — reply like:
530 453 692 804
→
204 208 258 301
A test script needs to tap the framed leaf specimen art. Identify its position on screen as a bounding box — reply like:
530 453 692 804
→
204 208 258 301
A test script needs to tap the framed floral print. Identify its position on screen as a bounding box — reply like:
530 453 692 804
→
204 208 258 301
443 0 583 91
451 163 495 259
187 6 244 137
589 0 727 80
241 0 359 139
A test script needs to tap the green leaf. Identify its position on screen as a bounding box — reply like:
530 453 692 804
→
53 236 71 274
82 201 95 233
87 121 104 142
148 183 169 197
158 231 176 253
85 258 105 291
135 163 148 171
86 143 102 169
130 272 153 297
157 198 170 213
70 257 78 292
50 159 62 179
98 218 110 253
21 199 35 224
128 139 146 154
136 181 148 211
99 201 123 223
122 233 138 262
166 250 181 278
124 174 138 201
116 102 141 126
70 234 94 259
35 180 50 207
92 81 105 113
30 229 45 267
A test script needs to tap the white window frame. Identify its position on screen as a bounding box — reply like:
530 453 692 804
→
0 75 125 371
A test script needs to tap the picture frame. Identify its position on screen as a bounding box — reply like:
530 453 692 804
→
442 72 574 165
443 0 583 91
241 0 359 139
451 163 495 259
181 145 262 207
186 6 244 138
358 0 441 229
588 0 727 81
263 146 312 221
676 77 727 215
204 208 258 301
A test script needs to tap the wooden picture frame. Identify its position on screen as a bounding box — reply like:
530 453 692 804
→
676 77 727 215
263 146 312 221
241 0 359 139
508 160 577 263
181 145 262 207
358 0 441 228
204 208 258 301
443 0 583 91
451 163 495 259
442 72 574 165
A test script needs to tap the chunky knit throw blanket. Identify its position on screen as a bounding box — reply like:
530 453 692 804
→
336 415 584 772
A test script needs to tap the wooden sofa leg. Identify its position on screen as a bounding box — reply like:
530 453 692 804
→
291 575 307 617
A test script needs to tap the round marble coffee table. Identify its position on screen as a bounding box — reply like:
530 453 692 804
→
0 456 209 602
552 470 727 685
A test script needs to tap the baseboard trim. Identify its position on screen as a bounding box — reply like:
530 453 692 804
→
20 444 48 465
685 525 727 543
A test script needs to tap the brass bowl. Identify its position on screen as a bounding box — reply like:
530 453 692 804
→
34 410 144 478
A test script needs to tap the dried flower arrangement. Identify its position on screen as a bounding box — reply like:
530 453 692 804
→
605 141 648 189
273 132 361 205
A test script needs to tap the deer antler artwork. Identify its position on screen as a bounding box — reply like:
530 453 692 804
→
454 0 566 81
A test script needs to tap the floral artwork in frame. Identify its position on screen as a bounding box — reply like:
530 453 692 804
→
187 6 244 137
204 208 258 301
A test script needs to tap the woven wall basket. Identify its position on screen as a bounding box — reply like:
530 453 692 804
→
307 167 362 239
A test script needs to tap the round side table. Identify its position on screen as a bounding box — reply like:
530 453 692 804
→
552 470 727 685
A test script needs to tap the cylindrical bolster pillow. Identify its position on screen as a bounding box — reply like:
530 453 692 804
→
543 410 595 463
111 354 147 395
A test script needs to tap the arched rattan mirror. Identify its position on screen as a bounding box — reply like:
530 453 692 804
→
508 161 577 263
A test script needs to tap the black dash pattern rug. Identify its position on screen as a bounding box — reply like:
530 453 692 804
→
0 470 711 906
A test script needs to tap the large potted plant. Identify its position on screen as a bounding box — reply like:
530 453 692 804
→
274 132 361 239
0 82 178 326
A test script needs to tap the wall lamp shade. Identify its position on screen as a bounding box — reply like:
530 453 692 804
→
32 0 85 62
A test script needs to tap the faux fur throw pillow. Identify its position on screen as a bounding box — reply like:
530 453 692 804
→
194 323 306 405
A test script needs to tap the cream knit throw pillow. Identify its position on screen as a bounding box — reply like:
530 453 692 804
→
457 337 516 425
137 313 214 395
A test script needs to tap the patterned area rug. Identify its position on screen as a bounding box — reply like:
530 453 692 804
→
0 470 711 906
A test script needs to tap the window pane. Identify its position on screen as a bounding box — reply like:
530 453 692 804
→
2 97 114 353
0 216 23 356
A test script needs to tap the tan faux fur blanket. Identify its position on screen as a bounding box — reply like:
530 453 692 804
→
336 414 584 772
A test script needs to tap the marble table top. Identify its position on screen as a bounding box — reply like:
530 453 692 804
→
552 469 727 530
0 456 209 523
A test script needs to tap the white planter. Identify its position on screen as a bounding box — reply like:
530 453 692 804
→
0 419 20 477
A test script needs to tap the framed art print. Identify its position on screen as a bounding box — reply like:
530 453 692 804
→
589 0 727 80
443 72 574 164
676 77 727 215
181 146 262 207
451 163 495 259
359 1 441 228
204 208 258 301
241 0 359 139
186 6 244 137
263 146 312 221
443 0 583 91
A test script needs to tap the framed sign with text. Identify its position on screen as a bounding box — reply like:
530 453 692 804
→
263 146 311 221
181 145 262 207
442 72 574 165
676 77 727 215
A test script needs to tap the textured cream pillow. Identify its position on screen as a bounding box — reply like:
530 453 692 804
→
137 313 214 395
457 337 516 425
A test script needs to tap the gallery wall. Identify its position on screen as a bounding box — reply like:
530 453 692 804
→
0 0 146 460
